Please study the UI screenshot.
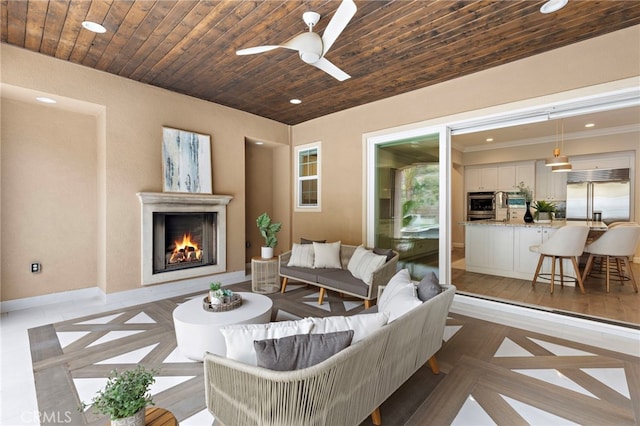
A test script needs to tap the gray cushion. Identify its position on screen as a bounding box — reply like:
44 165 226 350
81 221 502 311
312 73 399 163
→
317 270 369 296
373 247 395 262
416 271 442 301
279 265 320 283
301 238 326 244
254 330 354 371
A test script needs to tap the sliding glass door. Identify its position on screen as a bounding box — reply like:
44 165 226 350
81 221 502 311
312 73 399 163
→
367 126 451 283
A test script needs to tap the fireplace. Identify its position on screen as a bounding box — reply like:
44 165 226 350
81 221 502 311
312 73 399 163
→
154 212 216 273
137 192 232 285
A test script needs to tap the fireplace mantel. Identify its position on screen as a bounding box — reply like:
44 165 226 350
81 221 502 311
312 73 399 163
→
137 192 233 285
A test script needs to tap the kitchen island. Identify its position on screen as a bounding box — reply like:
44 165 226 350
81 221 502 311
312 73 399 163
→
462 220 606 284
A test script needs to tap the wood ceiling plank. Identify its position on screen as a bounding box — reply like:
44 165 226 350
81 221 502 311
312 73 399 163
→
68 0 113 64
130 1 236 82
24 0 47 51
54 0 92 60
40 1 71 56
1 1 7 42
82 0 134 68
107 0 193 75
4 0 27 45
93 0 157 71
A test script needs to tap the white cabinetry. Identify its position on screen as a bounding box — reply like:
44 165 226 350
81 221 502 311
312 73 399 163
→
499 163 535 191
466 162 534 192
465 167 498 191
535 160 567 201
465 225 514 273
465 224 576 285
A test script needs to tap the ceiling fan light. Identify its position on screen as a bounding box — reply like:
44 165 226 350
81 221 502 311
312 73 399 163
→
540 0 568 14
299 51 321 64
552 163 572 172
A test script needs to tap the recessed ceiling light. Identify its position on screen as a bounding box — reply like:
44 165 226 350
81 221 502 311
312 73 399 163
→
486 138 494 142
255 141 264 145
290 99 302 105
584 123 595 128
82 21 106 33
36 97 57 104
540 0 568 14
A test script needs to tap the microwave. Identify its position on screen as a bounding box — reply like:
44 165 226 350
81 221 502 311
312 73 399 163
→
495 192 527 209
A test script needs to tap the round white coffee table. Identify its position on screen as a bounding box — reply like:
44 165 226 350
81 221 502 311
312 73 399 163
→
172 292 273 361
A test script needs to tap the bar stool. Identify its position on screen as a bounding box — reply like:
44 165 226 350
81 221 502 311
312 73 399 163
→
530 225 590 294
581 224 640 293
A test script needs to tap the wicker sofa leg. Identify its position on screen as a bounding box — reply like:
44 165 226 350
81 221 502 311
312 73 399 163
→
318 287 326 305
428 355 440 374
364 299 373 309
280 277 288 293
371 407 382 425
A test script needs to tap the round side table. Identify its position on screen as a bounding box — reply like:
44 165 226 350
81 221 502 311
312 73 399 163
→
251 256 280 294
172 292 273 361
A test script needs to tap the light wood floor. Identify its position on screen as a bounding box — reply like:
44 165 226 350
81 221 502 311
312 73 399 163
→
451 248 640 326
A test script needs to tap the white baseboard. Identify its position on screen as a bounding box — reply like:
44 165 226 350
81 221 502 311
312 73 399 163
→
0 270 249 313
451 293 640 357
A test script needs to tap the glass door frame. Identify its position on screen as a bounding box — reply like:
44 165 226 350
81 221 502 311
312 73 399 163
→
365 125 452 285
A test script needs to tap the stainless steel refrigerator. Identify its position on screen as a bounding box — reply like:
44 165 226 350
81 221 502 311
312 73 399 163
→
566 168 631 223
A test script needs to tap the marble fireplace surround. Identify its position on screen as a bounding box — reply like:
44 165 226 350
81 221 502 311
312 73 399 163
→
137 192 233 285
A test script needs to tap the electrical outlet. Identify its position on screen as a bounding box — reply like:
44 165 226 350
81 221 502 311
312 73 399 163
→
31 263 41 273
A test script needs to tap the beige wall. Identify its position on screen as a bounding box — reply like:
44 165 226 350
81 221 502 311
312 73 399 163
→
1 99 98 299
291 26 640 251
1 44 289 300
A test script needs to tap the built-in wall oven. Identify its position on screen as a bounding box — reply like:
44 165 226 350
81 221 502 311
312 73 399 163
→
467 191 495 221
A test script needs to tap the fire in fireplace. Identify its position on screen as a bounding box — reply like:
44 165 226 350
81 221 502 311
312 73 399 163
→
153 212 217 274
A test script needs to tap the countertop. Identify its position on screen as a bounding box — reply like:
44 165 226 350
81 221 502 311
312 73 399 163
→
461 219 608 230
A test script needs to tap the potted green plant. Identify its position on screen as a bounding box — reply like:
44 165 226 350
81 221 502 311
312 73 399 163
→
256 212 281 259
532 200 556 223
81 366 156 426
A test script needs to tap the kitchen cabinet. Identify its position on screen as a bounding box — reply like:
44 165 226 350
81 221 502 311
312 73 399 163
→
465 225 514 273
535 160 567 201
465 167 498 191
498 163 535 191
466 162 534 192
465 222 576 285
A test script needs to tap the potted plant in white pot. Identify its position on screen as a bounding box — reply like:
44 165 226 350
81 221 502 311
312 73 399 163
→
532 200 556 223
256 212 281 259
81 366 156 426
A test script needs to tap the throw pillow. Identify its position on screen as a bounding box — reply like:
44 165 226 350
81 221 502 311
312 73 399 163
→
378 269 422 322
301 238 327 244
373 247 395 262
313 241 342 269
287 243 315 268
416 271 442 302
254 330 354 371
347 246 388 285
307 311 389 343
220 318 314 365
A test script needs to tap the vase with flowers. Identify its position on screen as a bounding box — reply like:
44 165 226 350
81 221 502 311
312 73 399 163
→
516 181 535 223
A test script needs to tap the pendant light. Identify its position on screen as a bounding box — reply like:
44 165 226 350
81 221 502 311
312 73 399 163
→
545 121 570 167
551 163 572 173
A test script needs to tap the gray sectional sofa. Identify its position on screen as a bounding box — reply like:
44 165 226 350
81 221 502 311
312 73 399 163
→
279 244 399 309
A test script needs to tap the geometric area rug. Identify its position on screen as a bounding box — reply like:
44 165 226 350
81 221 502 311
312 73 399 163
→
29 281 640 425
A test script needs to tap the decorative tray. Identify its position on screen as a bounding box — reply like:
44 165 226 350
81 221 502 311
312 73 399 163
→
203 293 242 312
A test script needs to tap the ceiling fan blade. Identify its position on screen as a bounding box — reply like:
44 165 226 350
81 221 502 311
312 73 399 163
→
321 0 357 56
311 57 351 81
236 45 281 55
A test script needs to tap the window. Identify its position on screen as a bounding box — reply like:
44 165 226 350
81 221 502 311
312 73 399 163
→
295 142 321 211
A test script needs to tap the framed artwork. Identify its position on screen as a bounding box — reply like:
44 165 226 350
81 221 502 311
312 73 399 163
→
162 127 212 193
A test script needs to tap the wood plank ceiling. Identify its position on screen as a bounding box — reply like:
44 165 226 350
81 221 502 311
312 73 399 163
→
2 0 640 125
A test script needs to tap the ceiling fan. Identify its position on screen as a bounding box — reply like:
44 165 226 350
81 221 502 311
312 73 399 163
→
236 0 357 81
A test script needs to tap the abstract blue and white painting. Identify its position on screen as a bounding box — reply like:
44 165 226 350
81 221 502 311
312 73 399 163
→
162 127 212 193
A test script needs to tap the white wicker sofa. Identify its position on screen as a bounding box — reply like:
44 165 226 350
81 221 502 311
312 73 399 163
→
279 243 400 309
203 282 456 426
